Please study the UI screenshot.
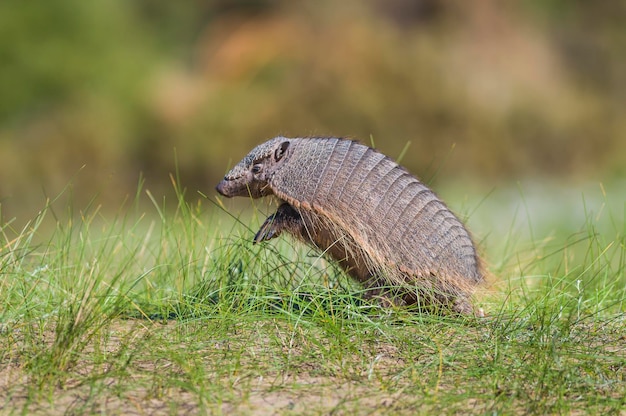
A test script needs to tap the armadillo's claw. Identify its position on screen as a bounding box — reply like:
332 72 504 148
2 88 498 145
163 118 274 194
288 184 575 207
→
253 203 303 244
253 214 280 244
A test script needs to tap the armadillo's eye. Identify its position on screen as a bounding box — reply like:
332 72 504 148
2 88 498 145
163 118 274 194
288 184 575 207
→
251 164 262 174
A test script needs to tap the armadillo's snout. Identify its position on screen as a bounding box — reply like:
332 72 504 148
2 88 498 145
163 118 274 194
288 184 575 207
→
215 179 232 197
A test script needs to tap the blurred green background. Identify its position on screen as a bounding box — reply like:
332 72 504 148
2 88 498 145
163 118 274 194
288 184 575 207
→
1 0 625 221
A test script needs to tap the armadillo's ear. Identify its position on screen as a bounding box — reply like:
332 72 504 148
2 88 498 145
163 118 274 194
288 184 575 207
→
274 141 290 161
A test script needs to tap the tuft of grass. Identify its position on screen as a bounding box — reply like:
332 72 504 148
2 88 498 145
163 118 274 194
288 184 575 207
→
1 179 625 414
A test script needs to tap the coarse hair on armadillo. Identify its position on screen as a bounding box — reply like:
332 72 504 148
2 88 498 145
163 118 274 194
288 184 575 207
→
293 185 479 306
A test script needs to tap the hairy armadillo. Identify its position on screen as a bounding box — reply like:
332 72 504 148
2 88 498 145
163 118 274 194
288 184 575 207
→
216 137 484 315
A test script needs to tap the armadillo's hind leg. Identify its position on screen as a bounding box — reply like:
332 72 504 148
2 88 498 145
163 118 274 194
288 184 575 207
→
254 203 303 244
361 276 408 309
452 297 485 317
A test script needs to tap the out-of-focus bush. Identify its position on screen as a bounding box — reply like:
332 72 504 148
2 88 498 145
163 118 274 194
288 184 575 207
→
1 0 625 218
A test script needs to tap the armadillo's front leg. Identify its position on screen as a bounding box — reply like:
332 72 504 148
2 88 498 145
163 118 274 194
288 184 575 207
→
254 203 304 244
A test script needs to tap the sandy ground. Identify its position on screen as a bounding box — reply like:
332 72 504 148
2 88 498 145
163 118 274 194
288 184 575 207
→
0 320 426 415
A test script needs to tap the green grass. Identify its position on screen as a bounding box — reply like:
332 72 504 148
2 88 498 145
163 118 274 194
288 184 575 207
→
1 180 625 415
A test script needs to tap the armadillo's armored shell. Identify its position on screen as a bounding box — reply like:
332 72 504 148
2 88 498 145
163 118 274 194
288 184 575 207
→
268 138 481 284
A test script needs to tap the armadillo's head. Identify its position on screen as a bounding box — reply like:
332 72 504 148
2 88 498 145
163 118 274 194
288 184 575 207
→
216 137 291 198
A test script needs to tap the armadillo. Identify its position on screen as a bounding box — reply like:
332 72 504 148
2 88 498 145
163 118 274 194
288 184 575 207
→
216 137 484 315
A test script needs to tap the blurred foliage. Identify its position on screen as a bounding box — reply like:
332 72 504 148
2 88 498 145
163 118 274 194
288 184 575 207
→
0 0 625 218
